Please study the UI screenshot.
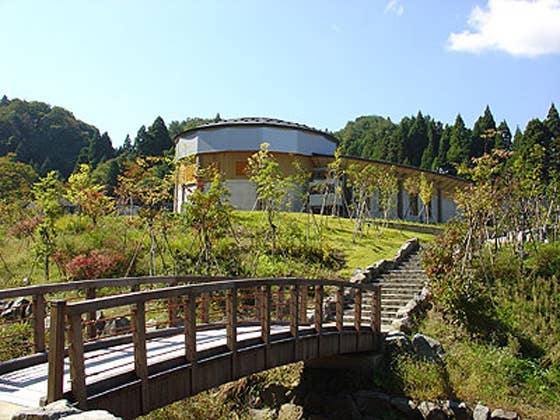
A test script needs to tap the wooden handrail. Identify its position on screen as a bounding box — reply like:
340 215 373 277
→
45 277 382 408
65 278 378 316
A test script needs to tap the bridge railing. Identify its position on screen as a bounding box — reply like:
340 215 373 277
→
0 275 232 361
46 277 381 409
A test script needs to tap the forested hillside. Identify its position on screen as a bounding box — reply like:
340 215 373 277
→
336 104 560 175
2 93 559 182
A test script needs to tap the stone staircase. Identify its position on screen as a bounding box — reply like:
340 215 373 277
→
378 251 427 329
342 249 428 331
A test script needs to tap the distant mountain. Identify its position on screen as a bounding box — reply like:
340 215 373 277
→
0 95 114 178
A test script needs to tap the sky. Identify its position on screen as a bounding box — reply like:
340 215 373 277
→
1 0 559 146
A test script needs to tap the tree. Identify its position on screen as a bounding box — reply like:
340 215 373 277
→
116 157 175 275
433 125 451 173
88 132 115 166
377 166 399 223
247 143 287 258
184 166 232 273
32 171 64 281
65 164 114 225
134 117 172 157
346 163 378 241
471 105 496 158
494 120 512 150
447 114 471 171
419 173 433 223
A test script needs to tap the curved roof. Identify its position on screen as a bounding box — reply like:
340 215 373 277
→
174 117 338 144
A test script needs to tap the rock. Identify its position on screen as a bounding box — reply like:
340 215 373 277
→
103 316 131 336
417 401 448 420
277 403 303 420
12 399 81 419
261 382 289 408
248 408 276 420
390 397 422 420
353 390 391 415
442 401 472 420
391 316 415 334
412 334 445 360
64 411 121 419
473 403 491 420
322 394 360 420
385 331 413 353
490 408 520 420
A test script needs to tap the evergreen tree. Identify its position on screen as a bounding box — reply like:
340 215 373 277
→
447 115 471 172
471 105 496 158
494 120 512 150
88 132 115 166
0 95 9 106
512 126 524 151
433 125 451 173
135 117 172 156
134 125 149 155
405 112 428 167
545 103 560 177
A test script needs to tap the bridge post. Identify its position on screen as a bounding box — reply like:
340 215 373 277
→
132 302 149 413
183 294 197 364
200 292 209 324
354 289 362 351
314 285 323 355
67 312 87 409
85 287 96 340
336 286 344 353
299 286 308 325
289 284 299 359
32 293 46 353
47 300 66 404
226 286 238 379
167 281 178 327
260 285 271 367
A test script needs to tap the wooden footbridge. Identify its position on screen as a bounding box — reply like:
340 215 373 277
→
0 275 382 419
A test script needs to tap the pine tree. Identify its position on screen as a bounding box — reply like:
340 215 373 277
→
512 126 524 151
88 132 114 166
433 125 451 173
545 103 560 177
447 115 471 172
405 112 428 167
494 120 512 150
471 105 496 158
0 95 9 106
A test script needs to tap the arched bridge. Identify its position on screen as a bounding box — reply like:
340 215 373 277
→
0 276 382 419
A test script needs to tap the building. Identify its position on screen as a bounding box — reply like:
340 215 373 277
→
174 117 467 223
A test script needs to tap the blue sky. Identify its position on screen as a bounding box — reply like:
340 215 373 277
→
1 0 559 146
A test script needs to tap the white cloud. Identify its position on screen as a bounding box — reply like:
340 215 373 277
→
448 0 560 57
385 0 404 16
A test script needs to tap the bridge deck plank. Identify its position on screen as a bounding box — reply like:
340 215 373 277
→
0 324 317 408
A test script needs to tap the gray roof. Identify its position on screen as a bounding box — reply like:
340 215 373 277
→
174 117 338 144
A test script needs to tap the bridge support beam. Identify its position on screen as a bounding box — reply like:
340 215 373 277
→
47 300 66 404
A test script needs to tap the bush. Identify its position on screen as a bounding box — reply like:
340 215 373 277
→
65 249 128 280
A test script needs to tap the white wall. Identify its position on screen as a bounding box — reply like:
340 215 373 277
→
224 179 258 210
175 126 336 160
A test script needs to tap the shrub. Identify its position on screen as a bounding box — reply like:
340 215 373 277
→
7 215 42 239
65 249 128 280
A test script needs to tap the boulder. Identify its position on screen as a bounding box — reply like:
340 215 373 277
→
64 411 121 419
384 331 413 353
353 390 391 415
389 315 415 334
473 403 491 420
261 383 289 408
390 396 422 420
103 316 131 336
248 408 276 420
442 400 472 420
277 403 303 420
417 401 448 420
490 408 520 420
412 334 445 360
12 399 81 419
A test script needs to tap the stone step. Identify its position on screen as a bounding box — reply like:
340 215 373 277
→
382 298 412 306
380 283 426 290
